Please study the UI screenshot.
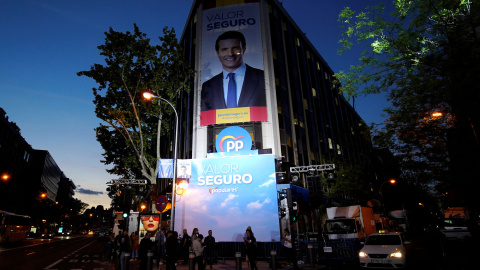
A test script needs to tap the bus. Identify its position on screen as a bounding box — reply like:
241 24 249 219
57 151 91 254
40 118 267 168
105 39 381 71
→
0 210 31 243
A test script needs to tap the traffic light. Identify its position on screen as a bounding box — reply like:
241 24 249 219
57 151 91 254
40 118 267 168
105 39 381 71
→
118 219 125 228
279 207 287 219
292 201 298 222
275 158 285 183
122 211 129 219
276 172 285 183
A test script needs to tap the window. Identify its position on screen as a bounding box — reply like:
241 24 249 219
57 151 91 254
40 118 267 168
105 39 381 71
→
328 138 333 149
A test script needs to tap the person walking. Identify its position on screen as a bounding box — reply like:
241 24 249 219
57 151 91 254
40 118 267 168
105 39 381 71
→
106 233 115 261
119 230 132 270
192 234 205 270
131 231 140 261
244 229 258 270
139 232 154 270
165 230 179 270
204 230 216 269
243 226 254 268
181 229 191 265
283 229 293 265
155 228 166 267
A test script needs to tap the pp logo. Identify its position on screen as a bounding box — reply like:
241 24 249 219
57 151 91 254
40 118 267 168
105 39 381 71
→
216 126 252 153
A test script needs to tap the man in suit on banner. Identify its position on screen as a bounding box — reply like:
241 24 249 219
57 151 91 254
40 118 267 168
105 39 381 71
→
201 31 266 111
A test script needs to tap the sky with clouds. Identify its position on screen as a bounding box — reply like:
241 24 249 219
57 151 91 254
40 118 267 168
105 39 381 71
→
1 0 389 209
175 155 280 241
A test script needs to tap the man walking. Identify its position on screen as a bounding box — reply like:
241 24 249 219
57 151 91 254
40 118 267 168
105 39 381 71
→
204 230 216 269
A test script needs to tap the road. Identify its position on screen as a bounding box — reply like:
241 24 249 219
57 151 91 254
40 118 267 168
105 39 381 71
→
0 235 110 270
1 234 477 270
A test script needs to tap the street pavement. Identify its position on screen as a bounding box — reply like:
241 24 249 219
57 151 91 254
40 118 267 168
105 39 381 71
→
109 259 326 270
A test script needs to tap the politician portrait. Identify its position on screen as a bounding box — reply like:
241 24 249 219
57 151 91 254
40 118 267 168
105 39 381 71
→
201 30 266 111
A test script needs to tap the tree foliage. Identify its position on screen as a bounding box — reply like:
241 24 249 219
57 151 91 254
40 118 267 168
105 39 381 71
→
322 160 373 206
336 0 480 208
78 24 193 184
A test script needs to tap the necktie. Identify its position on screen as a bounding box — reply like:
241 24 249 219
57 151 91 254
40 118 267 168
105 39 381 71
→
227 73 237 108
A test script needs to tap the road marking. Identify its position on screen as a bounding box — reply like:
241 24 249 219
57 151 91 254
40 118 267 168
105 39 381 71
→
44 259 63 270
44 239 96 269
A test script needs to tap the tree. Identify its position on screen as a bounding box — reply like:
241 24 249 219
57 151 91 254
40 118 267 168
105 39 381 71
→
321 160 373 206
336 1 480 210
78 24 193 186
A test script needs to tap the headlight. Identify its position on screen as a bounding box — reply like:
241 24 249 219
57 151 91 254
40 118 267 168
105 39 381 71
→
359 251 368 258
390 251 402 258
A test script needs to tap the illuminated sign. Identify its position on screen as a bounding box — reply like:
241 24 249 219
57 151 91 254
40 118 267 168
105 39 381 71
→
174 154 279 242
158 159 173 178
215 126 252 153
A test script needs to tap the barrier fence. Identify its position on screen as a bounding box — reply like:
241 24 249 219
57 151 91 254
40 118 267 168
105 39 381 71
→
213 240 360 262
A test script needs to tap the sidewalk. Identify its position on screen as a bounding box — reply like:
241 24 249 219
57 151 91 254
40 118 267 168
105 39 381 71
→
117 259 326 270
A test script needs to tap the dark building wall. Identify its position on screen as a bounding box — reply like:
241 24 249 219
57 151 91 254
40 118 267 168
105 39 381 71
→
1 108 74 214
266 0 371 167
32 150 61 201
0 108 37 213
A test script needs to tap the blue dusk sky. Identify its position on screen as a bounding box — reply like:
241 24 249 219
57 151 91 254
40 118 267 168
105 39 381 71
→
0 0 389 209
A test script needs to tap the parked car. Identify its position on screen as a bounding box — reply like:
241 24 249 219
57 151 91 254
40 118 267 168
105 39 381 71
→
359 231 409 268
41 232 54 239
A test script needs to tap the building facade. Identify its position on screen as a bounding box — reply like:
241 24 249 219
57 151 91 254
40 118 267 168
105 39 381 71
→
176 0 371 175
0 107 76 216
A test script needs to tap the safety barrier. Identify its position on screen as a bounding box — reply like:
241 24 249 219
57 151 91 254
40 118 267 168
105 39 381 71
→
213 240 360 263
215 241 285 260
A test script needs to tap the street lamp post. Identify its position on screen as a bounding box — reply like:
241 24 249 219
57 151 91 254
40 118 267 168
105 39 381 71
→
143 92 178 231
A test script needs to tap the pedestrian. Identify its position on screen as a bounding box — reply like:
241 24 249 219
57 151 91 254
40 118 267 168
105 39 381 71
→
139 232 154 270
155 228 166 267
243 226 254 268
191 227 199 242
131 231 140 261
204 230 216 269
119 230 132 270
106 233 115 260
283 229 294 266
244 229 258 270
165 230 179 270
192 234 205 270
181 229 191 264
114 231 123 259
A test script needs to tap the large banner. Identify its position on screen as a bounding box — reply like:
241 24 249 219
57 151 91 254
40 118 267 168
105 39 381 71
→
174 155 280 241
200 2 267 126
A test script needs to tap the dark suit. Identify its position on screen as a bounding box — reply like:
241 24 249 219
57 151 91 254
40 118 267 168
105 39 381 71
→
201 65 266 111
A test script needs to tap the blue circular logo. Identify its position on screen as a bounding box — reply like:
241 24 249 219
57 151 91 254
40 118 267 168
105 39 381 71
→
216 126 252 152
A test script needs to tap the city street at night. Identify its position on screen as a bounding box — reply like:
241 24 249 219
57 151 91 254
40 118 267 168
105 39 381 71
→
1 233 477 270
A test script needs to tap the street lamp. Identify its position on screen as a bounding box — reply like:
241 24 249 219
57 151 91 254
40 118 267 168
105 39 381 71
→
143 91 179 231
2 173 9 181
380 179 396 215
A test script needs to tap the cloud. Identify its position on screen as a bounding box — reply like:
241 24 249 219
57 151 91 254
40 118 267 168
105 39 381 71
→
221 193 238 207
247 197 272 209
247 200 262 209
259 179 275 188
77 188 103 195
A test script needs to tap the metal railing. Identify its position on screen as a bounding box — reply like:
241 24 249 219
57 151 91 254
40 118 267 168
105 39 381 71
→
213 240 360 263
